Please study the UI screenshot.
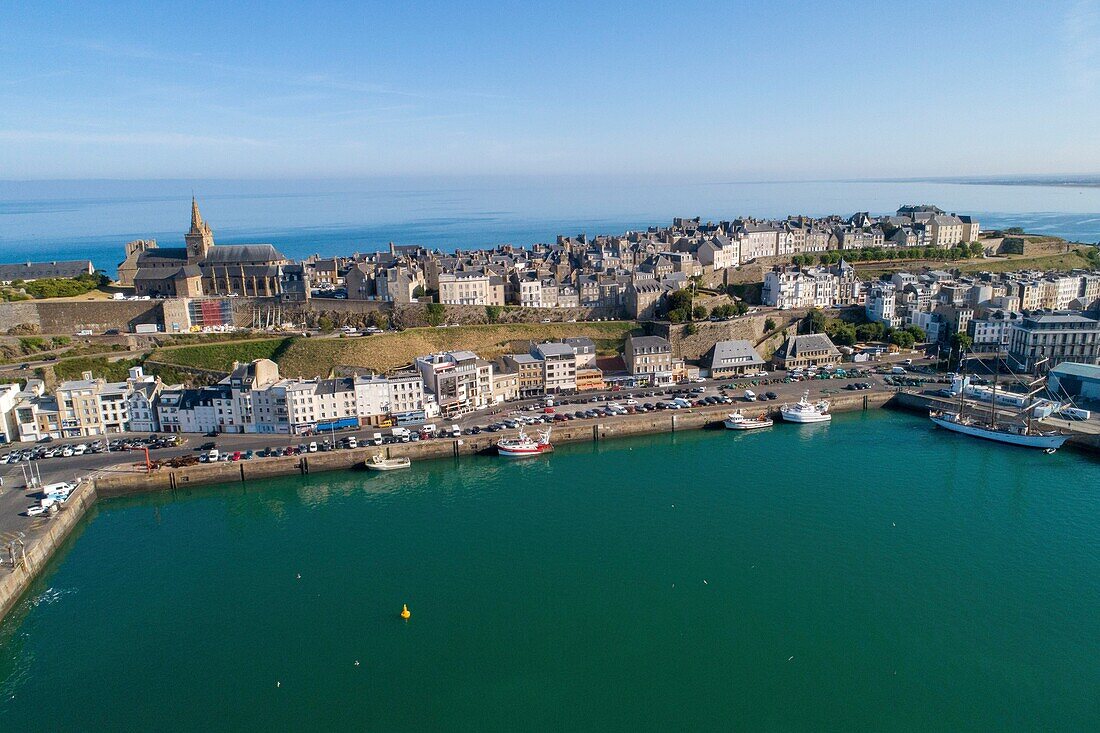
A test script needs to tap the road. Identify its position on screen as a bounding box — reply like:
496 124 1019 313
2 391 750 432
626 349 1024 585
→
0 368 910 547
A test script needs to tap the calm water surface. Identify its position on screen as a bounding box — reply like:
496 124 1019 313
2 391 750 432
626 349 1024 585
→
1 410 1098 731
2 177 1099 272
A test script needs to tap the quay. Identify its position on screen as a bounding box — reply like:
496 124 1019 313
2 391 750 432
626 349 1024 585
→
4 385 1099 622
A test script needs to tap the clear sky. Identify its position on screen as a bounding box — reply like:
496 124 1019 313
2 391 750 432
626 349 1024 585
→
1 0 1098 180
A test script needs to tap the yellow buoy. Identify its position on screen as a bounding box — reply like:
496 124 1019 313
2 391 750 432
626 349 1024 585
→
400 603 411 620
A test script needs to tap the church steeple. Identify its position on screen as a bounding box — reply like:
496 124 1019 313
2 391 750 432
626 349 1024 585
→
190 196 204 233
185 197 214 263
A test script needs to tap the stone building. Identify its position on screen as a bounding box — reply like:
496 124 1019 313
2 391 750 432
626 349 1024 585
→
119 199 302 300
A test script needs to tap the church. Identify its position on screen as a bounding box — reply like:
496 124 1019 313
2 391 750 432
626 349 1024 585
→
117 199 308 300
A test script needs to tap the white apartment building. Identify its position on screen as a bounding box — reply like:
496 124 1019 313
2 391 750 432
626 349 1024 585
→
866 285 901 328
415 351 493 418
533 342 578 394
438 271 502 305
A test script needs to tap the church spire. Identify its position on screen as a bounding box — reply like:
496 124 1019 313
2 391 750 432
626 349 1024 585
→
190 196 203 233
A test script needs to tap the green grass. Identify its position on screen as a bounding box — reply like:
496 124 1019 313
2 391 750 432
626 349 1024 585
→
150 337 293 371
53 356 144 382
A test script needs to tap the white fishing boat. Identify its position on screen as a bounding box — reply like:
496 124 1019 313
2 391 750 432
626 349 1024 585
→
929 354 1068 451
365 453 411 471
724 410 774 430
497 426 553 457
780 390 832 423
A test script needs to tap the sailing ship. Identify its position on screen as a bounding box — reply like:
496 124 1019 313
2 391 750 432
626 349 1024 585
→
928 354 1068 451
496 426 554 457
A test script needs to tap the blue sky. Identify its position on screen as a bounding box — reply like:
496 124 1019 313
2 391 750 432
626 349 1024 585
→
1 0 1098 179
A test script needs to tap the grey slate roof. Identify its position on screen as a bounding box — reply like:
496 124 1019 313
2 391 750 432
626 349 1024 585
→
710 339 765 369
0 260 94 281
775 333 840 360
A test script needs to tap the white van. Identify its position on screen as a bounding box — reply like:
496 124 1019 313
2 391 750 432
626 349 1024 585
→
743 389 757 402
346 437 358 449
450 424 461 437
205 449 220 462
372 432 383 446
421 423 438 436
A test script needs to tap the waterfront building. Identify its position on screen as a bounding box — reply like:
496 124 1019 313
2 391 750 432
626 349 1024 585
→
124 368 163 433
1047 362 1100 402
502 353 545 398
491 369 520 403
624 334 676 384
533 342 578 394
1006 312 1100 372
11 380 61 442
415 351 494 418
708 340 766 377
771 333 841 370
0 383 23 443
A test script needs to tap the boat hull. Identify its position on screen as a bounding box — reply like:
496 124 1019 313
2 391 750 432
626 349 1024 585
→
724 417 774 430
929 414 1068 449
366 459 411 471
497 445 553 458
780 410 832 423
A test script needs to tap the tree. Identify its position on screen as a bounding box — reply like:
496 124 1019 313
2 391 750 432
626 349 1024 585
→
412 285 426 299
968 241 984 258
665 289 693 316
807 308 827 334
667 308 689 324
316 315 335 332
856 322 886 342
831 323 857 346
485 305 502 324
692 305 708 321
426 302 446 326
764 317 777 332
904 325 925 342
889 330 915 349
684 323 698 336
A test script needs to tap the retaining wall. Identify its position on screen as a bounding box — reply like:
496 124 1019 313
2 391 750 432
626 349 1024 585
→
0 482 98 621
95 390 893 497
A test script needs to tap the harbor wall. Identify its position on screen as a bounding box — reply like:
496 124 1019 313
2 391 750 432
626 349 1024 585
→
0 481 98 621
94 390 894 497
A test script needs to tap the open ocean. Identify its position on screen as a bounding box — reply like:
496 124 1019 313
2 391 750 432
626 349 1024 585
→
1 177 1099 274
1 410 1098 730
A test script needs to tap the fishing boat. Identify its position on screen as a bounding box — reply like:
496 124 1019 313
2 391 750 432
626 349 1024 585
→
365 453 411 471
724 410 774 430
497 426 553 457
779 390 832 423
929 354 1068 451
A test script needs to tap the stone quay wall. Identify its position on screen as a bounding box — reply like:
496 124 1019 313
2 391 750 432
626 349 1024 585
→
0 481 98 621
95 390 893 498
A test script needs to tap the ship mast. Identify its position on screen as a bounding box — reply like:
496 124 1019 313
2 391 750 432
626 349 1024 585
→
989 350 999 429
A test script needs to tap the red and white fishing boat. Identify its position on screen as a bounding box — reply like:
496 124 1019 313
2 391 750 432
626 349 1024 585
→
496 426 553 457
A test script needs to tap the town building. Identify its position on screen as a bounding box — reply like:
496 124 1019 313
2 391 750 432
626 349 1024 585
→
771 333 841 370
1006 313 1100 372
708 340 766 377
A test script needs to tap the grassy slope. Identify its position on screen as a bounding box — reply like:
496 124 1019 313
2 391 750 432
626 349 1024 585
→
854 244 1095 280
277 322 640 376
148 338 292 370
142 322 639 378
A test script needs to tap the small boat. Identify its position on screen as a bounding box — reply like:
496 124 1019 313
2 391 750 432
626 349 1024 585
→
780 390 832 423
497 426 553 457
365 453 411 471
724 410 774 430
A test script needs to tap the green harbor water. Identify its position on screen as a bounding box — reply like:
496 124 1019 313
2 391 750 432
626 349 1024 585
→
1 410 1098 731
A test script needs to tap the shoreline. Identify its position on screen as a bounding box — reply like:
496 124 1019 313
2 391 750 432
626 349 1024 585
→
3 388 1097 622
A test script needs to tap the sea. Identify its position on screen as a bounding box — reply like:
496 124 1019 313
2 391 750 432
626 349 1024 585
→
0 410 1098 731
1 177 1100 275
